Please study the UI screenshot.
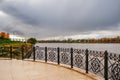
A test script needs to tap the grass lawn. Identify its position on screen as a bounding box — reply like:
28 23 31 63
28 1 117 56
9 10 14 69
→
0 39 32 47
0 39 23 46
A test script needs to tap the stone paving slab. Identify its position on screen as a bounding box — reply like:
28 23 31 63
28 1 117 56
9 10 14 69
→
0 59 101 80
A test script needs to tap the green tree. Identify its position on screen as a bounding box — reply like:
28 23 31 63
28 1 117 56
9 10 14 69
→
27 38 37 45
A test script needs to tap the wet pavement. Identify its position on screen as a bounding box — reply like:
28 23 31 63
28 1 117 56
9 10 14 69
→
0 59 102 80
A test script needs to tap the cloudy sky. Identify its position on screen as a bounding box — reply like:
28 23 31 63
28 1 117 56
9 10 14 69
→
0 0 120 40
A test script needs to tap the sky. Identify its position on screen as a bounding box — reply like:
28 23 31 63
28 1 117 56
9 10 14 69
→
0 0 120 40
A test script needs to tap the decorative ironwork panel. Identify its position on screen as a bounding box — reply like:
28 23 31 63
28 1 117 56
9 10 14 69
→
88 50 104 77
73 49 86 69
35 46 45 60
47 47 57 62
24 47 33 59
108 53 120 80
60 48 71 65
29 50 33 59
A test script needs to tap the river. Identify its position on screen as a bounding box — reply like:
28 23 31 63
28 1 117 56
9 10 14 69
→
36 43 120 54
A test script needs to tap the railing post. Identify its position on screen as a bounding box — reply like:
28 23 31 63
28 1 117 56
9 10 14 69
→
57 47 60 65
45 47 47 62
21 46 24 60
33 46 36 61
1 47 3 55
71 48 73 68
10 46 12 59
85 49 89 73
104 50 108 80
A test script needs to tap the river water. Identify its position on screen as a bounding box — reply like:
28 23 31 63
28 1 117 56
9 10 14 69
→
36 43 120 54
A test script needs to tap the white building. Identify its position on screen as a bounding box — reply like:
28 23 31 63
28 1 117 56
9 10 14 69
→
10 35 26 42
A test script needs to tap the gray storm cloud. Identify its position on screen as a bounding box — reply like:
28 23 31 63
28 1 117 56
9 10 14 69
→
0 0 120 39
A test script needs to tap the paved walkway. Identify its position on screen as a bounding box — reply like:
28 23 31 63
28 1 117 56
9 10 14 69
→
0 59 100 80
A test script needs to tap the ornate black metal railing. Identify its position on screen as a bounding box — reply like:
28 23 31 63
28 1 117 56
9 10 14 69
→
27 46 120 80
0 46 120 80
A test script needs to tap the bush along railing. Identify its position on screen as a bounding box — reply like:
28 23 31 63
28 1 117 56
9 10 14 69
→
26 46 120 80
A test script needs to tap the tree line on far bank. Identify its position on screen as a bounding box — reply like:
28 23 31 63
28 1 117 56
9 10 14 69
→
38 36 120 43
